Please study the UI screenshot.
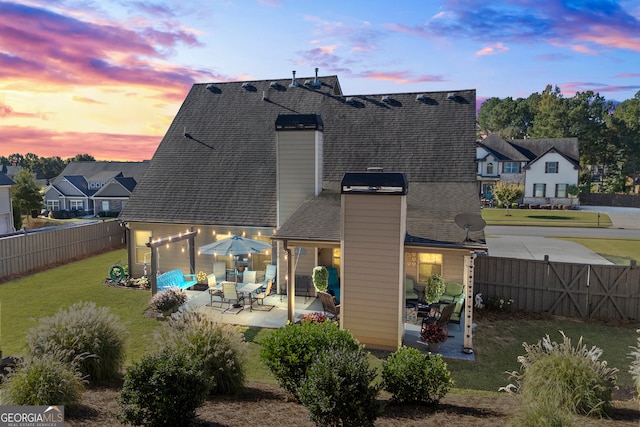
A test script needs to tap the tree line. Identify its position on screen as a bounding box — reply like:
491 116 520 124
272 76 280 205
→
1 153 95 180
478 86 640 193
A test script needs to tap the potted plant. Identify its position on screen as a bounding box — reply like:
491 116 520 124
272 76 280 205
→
312 266 328 292
424 273 446 304
420 323 447 351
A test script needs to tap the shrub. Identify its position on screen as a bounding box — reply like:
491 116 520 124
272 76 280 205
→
119 349 209 427
260 320 361 400
485 295 514 311
504 331 617 417
382 346 453 404
1 355 84 409
301 311 328 323
424 274 445 304
628 328 640 394
149 288 187 315
508 404 577 427
26 301 127 382
155 309 247 395
298 343 380 427
312 266 329 291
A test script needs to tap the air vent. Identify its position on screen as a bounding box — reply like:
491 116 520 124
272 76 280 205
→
447 92 457 100
416 94 427 101
367 167 383 173
270 82 279 88
206 84 221 93
306 67 322 88
289 70 299 88
381 95 391 103
345 97 354 104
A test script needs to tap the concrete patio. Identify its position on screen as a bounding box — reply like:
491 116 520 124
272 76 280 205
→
181 289 475 360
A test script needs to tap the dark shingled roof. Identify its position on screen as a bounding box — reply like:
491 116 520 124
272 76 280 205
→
479 134 579 165
120 75 482 245
0 173 15 186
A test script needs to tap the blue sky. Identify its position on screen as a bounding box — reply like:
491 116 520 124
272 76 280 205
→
1 0 639 161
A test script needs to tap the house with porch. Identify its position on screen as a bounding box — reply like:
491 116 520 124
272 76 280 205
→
0 172 15 234
43 161 149 215
119 72 486 351
477 134 580 206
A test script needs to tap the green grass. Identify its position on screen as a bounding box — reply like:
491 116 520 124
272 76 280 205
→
557 237 640 265
1 248 636 392
482 208 612 227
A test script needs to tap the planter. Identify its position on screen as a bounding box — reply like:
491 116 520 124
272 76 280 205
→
426 342 441 352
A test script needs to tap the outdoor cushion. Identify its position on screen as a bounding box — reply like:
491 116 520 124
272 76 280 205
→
406 278 419 300
327 267 340 304
156 269 197 291
439 281 464 303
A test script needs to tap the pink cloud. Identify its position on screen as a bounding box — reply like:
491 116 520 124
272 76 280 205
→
0 101 43 119
476 42 509 56
560 81 640 96
359 70 448 84
616 72 640 78
0 125 160 161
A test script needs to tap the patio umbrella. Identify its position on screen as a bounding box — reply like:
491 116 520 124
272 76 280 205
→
198 235 272 281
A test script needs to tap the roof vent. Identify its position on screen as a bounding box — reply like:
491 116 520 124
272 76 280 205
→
416 94 427 101
345 97 354 103
206 84 221 93
270 81 279 88
447 92 457 100
289 70 299 88
367 167 384 173
241 82 256 91
307 67 321 88
382 95 392 103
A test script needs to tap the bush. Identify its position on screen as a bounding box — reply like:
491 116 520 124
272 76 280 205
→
312 266 329 291
26 301 127 382
119 349 209 427
1 355 84 409
382 346 453 404
155 309 248 395
504 332 617 417
260 320 361 400
508 404 577 427
628 328 640 394
298 343 380 427
149 288 187 315
424 274 446 304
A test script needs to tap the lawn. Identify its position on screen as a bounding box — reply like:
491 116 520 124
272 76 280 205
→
1 248 637 393
482 207 612 227
558 237 640 265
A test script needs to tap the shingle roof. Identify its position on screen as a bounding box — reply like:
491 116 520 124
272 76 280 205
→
479 134 579 165
0 173 14 186
51 161 150 187
479 134 529 161
120 74 479 241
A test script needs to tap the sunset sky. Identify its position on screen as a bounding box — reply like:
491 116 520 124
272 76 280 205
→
1 0 639 162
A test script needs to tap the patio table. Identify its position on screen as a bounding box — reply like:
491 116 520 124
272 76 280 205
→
211 282 264 311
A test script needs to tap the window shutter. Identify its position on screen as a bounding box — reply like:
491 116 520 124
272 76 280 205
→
543 184 547 197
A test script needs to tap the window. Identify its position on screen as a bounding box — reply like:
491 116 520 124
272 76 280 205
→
534 183 546 197
134 230 152 264
545 162 559 173
46 200 59 211
504 162 519 173
101 201 110 211
70 200 83 210
486 162 494 174
556 184 568 198
332 248 341 271
417 253 442 283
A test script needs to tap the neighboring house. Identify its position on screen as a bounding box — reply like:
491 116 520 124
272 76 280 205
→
0 172 16 234
477 134 580 206
43 161 149 215
119 73 485 350
1 164 47 187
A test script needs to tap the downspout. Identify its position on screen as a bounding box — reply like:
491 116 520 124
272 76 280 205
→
284 240 294 322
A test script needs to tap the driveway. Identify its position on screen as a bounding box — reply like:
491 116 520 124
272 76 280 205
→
485 206 640 264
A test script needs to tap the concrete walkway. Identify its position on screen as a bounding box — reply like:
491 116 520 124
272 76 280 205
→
579 206 640 230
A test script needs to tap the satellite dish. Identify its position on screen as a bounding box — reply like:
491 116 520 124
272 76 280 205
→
454 213 486 242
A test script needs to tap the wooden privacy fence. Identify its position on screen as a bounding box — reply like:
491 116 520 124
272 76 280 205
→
474 255 640 321
0 221 125 281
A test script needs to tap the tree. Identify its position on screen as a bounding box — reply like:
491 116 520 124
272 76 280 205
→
66 154 95 163
493 182 524 215
11 168 43 224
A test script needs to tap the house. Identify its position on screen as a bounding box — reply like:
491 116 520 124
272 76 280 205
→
477 134 580 206
119 72 485 350
43 161 149 215
1 164 47 188
0 172 16 234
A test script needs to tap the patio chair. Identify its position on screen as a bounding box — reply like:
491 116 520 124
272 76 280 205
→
258 264 276 291
434 303 456 337
222 281 245 314
251 279 274 311
243 270 257 284
317 291 340 321
213 261 227 281
207 274 223 308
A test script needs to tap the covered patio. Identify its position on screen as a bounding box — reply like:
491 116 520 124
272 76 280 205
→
180 289 474 361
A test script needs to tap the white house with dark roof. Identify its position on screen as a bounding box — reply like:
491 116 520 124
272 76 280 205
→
43 161 149 215
0 172 15 234
477 134 580 206
119 72 485 350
